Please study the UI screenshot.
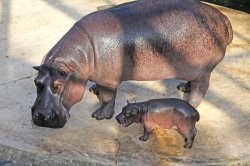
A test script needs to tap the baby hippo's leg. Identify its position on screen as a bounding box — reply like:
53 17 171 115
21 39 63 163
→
177 121 197 149
139 125 153 141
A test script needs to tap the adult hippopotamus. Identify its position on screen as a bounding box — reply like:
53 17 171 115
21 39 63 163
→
31 0 233 128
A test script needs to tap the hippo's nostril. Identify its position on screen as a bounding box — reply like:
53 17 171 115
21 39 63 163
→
33 112 45 121
50 112 56 119
44 115 50 121
33 112 40 120
43 112 57 121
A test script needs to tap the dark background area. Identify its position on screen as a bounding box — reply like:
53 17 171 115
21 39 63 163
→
202 0 250 13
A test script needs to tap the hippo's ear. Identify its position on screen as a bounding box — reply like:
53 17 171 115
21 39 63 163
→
33 66 41 71
127 100 131 104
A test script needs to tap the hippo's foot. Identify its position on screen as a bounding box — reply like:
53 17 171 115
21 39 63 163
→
177 81 191 93
89 84 99 95
139 135 149 141
92 105 114 120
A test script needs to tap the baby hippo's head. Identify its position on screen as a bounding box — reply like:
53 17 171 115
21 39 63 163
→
115 102 141 127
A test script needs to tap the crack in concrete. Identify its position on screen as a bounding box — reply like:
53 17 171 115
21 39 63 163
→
0 74 36 86
150 149 156 161
5 85 8 96
114 138 121 166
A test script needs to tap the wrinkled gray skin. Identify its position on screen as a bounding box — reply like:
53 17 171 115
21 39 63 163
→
115 98 200 148
32 0 232 128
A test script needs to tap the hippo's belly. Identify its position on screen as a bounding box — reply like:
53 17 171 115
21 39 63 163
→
130 37 212 81
144 112 175 129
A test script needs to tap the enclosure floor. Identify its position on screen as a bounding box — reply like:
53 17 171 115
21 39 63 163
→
0 0 249 165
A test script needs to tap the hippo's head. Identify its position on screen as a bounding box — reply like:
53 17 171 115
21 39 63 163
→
115 101 141 127
31 64 86 128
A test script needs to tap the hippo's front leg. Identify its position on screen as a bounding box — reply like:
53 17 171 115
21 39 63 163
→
90 84 117 120
177 81 191 93
89 84 99 96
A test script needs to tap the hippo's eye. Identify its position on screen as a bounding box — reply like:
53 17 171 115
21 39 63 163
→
125 112 130 117
131 108 138 115
59 70 68 78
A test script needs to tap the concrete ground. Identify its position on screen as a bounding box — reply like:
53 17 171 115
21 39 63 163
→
0 0 249 165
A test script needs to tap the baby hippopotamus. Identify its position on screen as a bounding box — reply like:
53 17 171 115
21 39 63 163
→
115 98 200 149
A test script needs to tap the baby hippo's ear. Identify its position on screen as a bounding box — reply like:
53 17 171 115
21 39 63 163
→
33 66 41 71
127 100 131 104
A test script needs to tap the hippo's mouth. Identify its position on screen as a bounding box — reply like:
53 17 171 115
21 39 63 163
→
32 118 64 128
122 118 133 127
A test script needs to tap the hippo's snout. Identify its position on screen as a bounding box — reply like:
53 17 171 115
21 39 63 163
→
115 113 134 127
115 115 123 124
31 107 69 128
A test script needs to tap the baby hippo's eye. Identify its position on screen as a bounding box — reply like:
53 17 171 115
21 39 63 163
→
131 108 138 115
125 112 130 117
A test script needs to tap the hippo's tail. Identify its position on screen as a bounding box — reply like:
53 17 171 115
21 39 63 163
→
224 16 233 45
194 110 200 122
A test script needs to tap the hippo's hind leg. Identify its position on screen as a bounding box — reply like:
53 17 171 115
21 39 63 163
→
177 123 197 149
187 73 211 108
91 84 117 120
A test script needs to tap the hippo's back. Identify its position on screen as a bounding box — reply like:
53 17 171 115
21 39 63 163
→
79 0 232 83
143 98 200 128
147 98 198 114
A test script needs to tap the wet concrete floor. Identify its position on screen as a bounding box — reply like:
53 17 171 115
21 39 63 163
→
0 0 250 165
